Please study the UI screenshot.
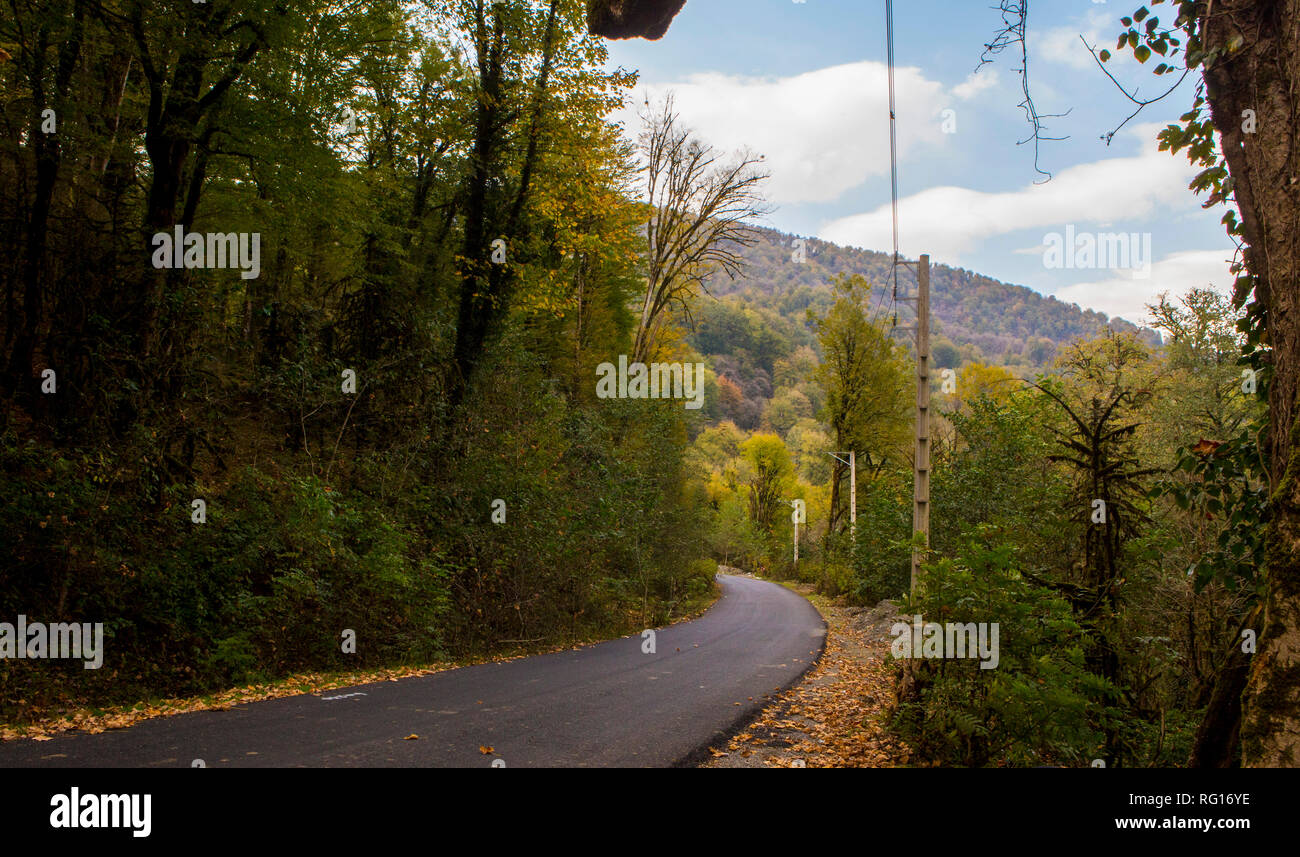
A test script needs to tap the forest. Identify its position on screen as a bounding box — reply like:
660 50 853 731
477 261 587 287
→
1 0 1296 769
1 0 720 723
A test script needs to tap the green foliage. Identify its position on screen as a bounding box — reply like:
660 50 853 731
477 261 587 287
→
846 472 913 604
0 0 716 722
894 537 1125 767
740 432 794 536
1155 428 1267 596
933 390 1067 566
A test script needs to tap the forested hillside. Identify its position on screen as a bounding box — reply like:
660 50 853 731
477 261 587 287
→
713 226 1159 369
684 225 1162 432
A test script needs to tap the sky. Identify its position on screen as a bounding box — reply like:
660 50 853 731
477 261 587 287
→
601 0 1237 327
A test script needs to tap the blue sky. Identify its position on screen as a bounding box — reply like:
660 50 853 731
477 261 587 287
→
603 0 1237 326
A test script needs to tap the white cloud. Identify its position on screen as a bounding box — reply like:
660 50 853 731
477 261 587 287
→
618 61 952 205
1033 7 1129 71
1050 249 1237 324
953 68 1000 100
817 123 1198 264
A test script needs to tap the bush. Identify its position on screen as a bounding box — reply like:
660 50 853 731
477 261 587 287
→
892 533 1125 767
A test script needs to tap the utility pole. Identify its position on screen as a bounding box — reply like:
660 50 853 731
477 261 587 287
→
894 255 931 597
790 499 805 565
826 452 857 544
911 255 931 594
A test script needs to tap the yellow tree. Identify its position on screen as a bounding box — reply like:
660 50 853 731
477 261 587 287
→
812 274 911 534
740 432 793 535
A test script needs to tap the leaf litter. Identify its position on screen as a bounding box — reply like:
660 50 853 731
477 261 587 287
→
700 586 911 769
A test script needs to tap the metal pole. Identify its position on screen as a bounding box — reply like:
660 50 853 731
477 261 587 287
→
790 499 804 566
911 254 931 597
849 450 857 545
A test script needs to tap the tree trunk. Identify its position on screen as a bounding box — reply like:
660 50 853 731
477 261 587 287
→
1199 0 1300 767
1190 611 1259 767
5 3 83 401
449 2 560 413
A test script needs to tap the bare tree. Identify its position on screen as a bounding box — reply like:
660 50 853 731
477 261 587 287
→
633 95 769 363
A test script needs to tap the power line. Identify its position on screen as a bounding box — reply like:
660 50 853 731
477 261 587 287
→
886 0 900 328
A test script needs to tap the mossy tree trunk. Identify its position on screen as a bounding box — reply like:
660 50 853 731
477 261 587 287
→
1198 0 1300 767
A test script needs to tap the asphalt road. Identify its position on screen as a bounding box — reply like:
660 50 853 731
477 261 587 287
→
0 573 825 768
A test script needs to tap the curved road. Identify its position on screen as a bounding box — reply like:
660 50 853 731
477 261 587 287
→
0 574 825 768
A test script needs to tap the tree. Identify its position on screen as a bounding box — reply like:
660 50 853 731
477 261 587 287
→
812 274 910 534
740 432 792 536
1146 289 1256 442
1 0 83 403
445 0 563 413
1035 333 1161 688
1146 289 1265 766
1102 0 1300 768
764 388 812 436
125 1 282 373
632 95 769 362
953 363 1017 410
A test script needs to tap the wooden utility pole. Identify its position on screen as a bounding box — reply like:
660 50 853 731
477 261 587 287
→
911 255 931 595
895 255 931 595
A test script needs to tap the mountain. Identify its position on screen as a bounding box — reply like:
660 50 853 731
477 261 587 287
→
700 225 1160 374
679 225 1163 431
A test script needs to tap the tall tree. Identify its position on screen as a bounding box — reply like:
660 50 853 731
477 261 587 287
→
1034 333 1160 684
441 0 631 413
1 0 84 401
1103 0 1300 767
445 0 560 412
120 0 281 366
812 274 910 535
632 95 768 363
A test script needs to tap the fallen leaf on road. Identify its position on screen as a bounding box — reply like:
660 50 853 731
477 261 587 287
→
1 663 450 743
479 745 494 754
700 587 910 770
404 734 419 740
